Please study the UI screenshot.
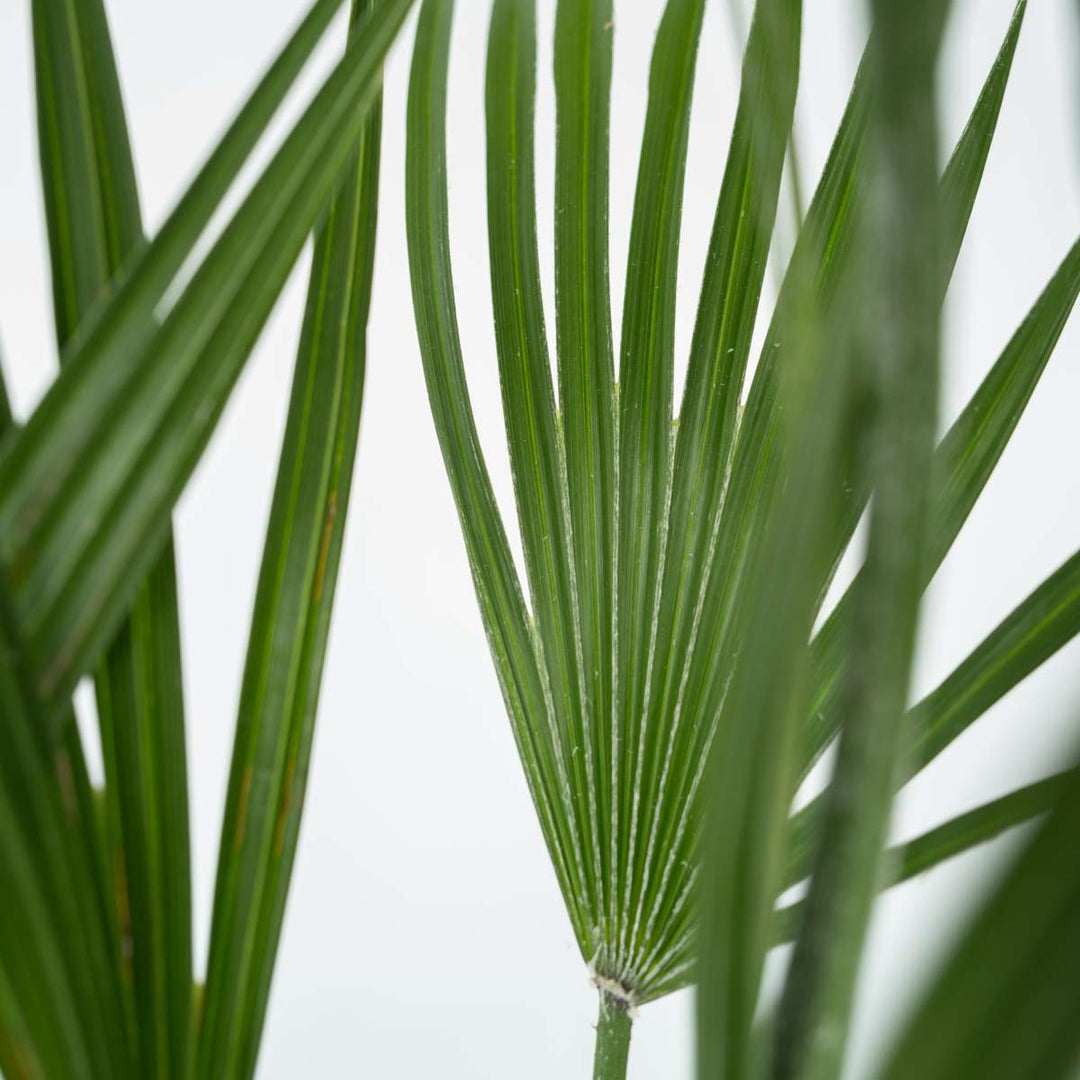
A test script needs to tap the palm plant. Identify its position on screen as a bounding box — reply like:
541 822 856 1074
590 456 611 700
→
405 0 1080 1075
0 0 413 1075
2 0 1078 1075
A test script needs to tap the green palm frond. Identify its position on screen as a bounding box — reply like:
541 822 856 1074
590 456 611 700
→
198 3 385 1071
805 230 1080 776
0 363 130 1078
406 0 1079 1074
790 525 1080 889
0 0 409 1074
879 756 1080 1078
0 0 410 723
32 2 191 1072
771 3 949 1073
2 0 1075 1074
775 767 1074 945
409 0 799 1005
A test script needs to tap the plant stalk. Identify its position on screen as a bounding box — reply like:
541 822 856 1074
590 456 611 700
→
593 990 632 1080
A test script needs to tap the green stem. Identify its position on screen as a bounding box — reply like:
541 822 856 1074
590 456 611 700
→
593 991 632 1080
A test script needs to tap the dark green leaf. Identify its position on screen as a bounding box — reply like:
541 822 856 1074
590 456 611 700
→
776 771 1071 944
0 760 92 1080
407 0 593 950
613 0 704 959
0 359 105 1079
0 602 132 1077
802 1 1037 779
32 0 192 1071
486 0 599 928
0 348 12 436
878 760 1080 1079
0 0 354 692
199 3 384 1073
0 0 413 722
631 0 802 991
774 5 948 1077
553 0 617 956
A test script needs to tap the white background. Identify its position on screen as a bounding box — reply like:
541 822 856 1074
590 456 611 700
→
1 0 1079 1076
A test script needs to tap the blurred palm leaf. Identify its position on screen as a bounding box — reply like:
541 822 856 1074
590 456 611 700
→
32 1 191 1073
0 0 411 722
1 0 408 1074
0 360 131 1078
775 767 1074 945
879 755 1080 1079
406 0 1080 1074
771 3 948 1074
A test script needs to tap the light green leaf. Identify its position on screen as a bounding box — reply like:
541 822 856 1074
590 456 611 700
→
908 547 1080 772
789 537 1080 889
803 235 1080 783
697 174 861 1080
692 3 1025 788
631 0 864 1006
652 44 874 943
814 0 1027 599
681 0 813 1075
808 237 1076 780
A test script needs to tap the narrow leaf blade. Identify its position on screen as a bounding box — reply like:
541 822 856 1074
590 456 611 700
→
613 0 704 970
879 761 1080 1080
553 0 617 956
789 541 1080 888
777 771 1071 943
692 2 1026 786
0 0 413 720
486 0 599 934
198 5 384 1073
805 233 1080 776
406 0 594 950
628 0 803 989
31 0 193 1071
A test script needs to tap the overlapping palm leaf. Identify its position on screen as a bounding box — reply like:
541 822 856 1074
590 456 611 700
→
32 2 191 1073
0 0 412 723
0 0 409 1074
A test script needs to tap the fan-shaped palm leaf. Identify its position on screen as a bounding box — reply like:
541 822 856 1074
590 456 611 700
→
406 0 1080 1075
